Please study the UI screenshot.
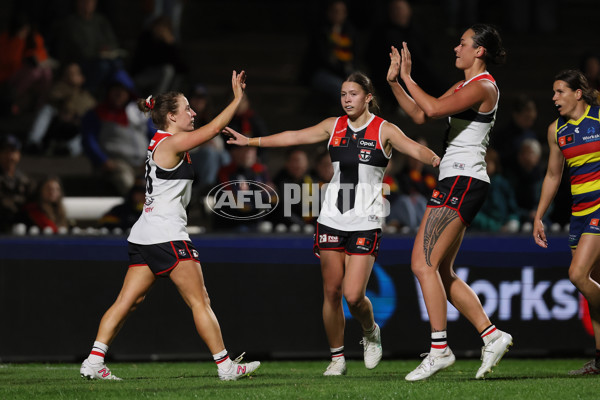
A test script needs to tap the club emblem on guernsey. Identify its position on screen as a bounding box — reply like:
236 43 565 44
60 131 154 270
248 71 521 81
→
359 149 372 162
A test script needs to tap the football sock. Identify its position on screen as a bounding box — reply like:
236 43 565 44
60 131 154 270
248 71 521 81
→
88 341 108 364
213 349 233 371
595 349 600 368
330 346 345 362
480 325 500 345
430 331 447 355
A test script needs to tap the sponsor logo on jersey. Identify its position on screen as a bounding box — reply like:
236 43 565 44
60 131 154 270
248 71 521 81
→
332 137 349 147
359 148 372 162
335 128 347 134
358 139 376 149
453 162 466 170
558 134 574 147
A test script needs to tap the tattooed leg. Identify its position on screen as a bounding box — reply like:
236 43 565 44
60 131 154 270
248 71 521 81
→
423 207 459 267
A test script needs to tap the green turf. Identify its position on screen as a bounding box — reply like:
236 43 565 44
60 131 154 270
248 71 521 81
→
1 359 600 399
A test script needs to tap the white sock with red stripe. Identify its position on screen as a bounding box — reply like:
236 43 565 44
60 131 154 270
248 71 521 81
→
88 341 108 364
330 346 345 363
480 325 501 345
430 331 448 355
213 349 233 371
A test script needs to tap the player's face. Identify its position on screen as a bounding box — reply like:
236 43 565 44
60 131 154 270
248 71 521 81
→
552 80 581 118
454 29 480 70
174 95 197 132
340 82 372 117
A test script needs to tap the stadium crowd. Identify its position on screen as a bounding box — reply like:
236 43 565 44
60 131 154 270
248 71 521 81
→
0 0 595 236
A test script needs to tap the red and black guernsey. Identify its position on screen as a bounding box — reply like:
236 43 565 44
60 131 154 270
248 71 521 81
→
328 115 389 213
145 132 194 195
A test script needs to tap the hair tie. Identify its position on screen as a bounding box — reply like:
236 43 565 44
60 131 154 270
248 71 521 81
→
145 95 155 110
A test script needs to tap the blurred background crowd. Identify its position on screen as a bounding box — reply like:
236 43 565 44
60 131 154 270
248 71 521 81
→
0 0 599 236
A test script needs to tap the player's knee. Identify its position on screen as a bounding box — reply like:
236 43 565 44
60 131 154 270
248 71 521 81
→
568 266 587 288
344 293 365 309
323 285 343 303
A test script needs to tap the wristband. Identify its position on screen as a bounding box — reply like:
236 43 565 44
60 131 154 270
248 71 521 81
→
248 137 261 147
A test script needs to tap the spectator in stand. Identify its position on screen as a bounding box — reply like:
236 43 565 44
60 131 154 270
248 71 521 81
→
506 138 546 228
580 52 600 94
0 134 33 233
490 94 539 172
186 84 230 194
50 0 125 96
82 69 153 196
300 0 360 103
215 145 274 232
471 148 520 232
367 0 446 113
26 62 97 156
21 175 70 234
228 93 269 161
130 15 189 96
273 148 316 227
98 180 146 231
0 11 53 115
139 0 185 43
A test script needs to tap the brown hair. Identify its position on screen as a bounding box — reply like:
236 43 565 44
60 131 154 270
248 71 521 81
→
137 91 183 130
554 69 600 106
35 176 68 228
345 71 380 114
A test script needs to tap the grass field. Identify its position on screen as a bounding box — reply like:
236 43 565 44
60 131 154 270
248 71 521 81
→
2 359 600 399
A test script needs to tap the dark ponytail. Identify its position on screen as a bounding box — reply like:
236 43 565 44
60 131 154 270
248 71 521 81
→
470 24 506 66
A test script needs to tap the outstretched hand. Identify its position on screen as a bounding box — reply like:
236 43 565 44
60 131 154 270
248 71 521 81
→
232 70 246 99
223 126 249 146
399 42 413 81
387 46 401 83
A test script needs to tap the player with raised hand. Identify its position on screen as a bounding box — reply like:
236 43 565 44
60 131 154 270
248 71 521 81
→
387 24 512 380
80 70 261 381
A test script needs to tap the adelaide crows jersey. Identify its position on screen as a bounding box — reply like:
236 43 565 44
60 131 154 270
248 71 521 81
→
128 130 195 244
318 114 391 231
556 105 600 216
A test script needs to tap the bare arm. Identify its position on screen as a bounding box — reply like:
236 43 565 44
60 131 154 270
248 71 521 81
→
533 121 565 248
396 42 494 120
224 117 335 148
168 71 246 154
382 122 440 167
387 46 428 124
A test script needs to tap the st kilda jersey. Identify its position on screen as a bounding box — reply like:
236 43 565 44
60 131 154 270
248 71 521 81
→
128 130 195 244
555 105 600 217
440 72 499 183
317 114 391 231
